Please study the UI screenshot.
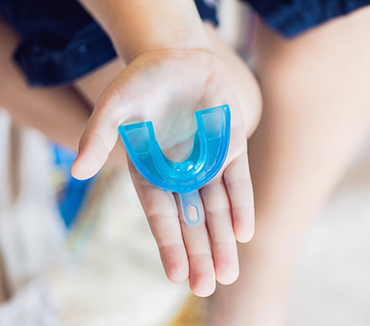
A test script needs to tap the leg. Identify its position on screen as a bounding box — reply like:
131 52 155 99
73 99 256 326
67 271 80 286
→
206 6 370 325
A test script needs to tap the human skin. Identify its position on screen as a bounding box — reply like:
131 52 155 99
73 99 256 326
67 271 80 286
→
71 0 258 297
206 6 370 325
0 1 261 297
2 1 370 323
0 16 90 153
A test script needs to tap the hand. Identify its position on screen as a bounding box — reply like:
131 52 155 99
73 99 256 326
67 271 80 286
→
71 49 254 297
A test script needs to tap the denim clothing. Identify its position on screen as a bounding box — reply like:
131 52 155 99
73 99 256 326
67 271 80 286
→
0 0 368 86
248 0 370 37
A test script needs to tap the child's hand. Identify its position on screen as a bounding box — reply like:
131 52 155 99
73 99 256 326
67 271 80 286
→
71 49 254 297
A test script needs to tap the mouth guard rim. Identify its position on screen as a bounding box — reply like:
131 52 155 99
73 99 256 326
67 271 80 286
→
118 105 230 194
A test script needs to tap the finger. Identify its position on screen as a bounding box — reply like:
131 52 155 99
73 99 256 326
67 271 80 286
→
71 83 130 180
176 195 216 297
130 162 189 283
200 177 239 285
223 153 255 243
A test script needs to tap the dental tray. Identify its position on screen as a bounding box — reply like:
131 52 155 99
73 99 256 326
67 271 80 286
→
118 105 230 226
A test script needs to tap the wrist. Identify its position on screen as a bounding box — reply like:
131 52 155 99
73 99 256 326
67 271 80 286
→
103 0 211 63
78 0 212 63
112 27 212 63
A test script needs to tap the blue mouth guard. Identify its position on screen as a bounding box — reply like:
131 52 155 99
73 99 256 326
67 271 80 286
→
118 105 230 226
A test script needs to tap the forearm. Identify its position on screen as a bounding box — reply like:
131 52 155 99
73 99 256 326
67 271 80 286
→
78 0 211 63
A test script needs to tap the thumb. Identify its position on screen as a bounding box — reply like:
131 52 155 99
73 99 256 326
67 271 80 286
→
71 86 130 180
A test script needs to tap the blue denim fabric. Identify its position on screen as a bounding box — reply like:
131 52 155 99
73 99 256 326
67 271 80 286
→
0 0 368 86
0 0 116 86
0 0 217 86
248 0 370 37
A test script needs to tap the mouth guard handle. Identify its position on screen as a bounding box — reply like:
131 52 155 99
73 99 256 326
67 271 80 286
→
179 190 203 226
118 105 230 226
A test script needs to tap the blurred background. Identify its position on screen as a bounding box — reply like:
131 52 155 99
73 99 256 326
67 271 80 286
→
0 1 370 325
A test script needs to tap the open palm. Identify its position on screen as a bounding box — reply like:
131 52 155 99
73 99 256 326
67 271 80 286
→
72 49 254 297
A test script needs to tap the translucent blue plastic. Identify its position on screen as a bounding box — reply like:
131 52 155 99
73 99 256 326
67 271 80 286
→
118 105 230 226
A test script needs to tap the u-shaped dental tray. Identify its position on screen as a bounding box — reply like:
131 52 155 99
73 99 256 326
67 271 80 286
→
118 105 230 226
